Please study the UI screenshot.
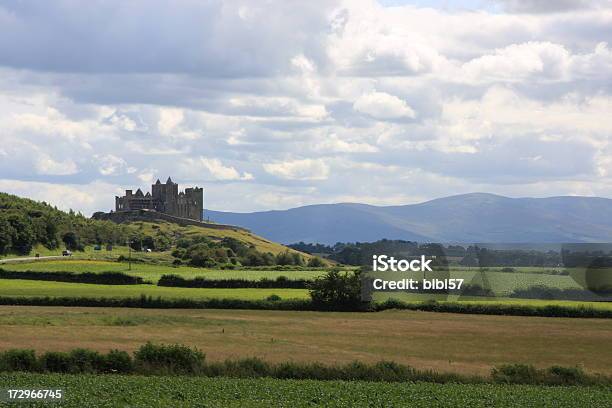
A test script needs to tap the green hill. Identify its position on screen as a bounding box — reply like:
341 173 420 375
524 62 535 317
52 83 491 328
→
0 192 311 266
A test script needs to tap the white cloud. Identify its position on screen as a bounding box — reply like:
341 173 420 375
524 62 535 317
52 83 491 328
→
353 91 416 120
314 134 378 153
95 154 136 176
264 158 330 180
460 41 571 82
35 154 78 176
198 158 253 181
158 108 184 134
0 179 120 215
496 0 608 13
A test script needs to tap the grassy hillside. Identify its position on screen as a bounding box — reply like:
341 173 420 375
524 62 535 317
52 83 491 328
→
0 192 311 265
129 220 309 257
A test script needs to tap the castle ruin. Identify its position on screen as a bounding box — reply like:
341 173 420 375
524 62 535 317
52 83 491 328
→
115 177 203 221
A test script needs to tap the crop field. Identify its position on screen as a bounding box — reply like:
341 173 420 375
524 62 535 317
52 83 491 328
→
0 260 329 282
1 306 610 375
1 373 611 407
0 280 309 300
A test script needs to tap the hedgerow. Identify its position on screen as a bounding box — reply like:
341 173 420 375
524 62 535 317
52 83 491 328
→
0 269 146 285
157 274 310 289
1 344 610 386
0 295 610 318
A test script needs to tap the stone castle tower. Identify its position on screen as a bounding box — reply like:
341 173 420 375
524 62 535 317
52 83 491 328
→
115 177 203 221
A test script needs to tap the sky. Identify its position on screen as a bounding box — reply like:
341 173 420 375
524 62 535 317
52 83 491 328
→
0 0 611 215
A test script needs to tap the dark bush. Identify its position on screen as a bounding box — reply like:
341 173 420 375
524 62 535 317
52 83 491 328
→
69 348 106 373
546 365 587 385
39 351 71 373
157 274 310 289
0 349 37 372
309 269 366 310
134 342 205 374
510 285 612 301
208 358 272 378
491 364 599 386
491 364 540 384
307 257 327 267
104 349 133 373
266 294 282 301
0 269 145 285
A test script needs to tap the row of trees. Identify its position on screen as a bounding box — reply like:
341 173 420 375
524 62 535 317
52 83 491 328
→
0 193 178 256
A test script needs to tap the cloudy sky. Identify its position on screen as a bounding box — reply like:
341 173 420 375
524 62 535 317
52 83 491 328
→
1 0 611 215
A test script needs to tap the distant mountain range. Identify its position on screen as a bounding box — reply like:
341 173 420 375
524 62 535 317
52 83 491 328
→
206 193 612 245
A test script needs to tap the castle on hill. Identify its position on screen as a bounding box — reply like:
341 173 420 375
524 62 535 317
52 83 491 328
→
115 177 203 221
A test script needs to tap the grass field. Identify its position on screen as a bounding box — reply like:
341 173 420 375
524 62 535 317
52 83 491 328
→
0 259 594 291
2 373 610 407
2 276 611 311
0 280 309 300
1 306 610 375
0 260 329 282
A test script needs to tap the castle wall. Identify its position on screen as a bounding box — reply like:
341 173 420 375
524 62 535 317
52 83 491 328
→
116 178 203 222
93 209 247 232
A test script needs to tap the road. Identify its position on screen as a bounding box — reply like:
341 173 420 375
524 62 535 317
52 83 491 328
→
0 255 65 264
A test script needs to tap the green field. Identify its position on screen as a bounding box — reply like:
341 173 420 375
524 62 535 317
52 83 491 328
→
2 259 611 310
0 279 309 300
0 260 597 293
1 373 610 407
1 276 610 310
0 260 329 282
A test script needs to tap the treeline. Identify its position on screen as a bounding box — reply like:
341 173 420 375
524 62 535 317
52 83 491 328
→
1 343 609 386
0 269 146 285
562 249 612 268
289 239 582 267
171 236 325 268
158 274 310 289
510 285 612 301
0 295 609 318
0 192 144 255
469 248 562 267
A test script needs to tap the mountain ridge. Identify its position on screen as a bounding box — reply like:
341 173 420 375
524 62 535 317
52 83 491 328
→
206 193 612 244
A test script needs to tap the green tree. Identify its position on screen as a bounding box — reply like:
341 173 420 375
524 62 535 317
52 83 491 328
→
62 231 80 251
0 214 14 254
307 256 326 267
309 269 365 310
6 213 35 255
